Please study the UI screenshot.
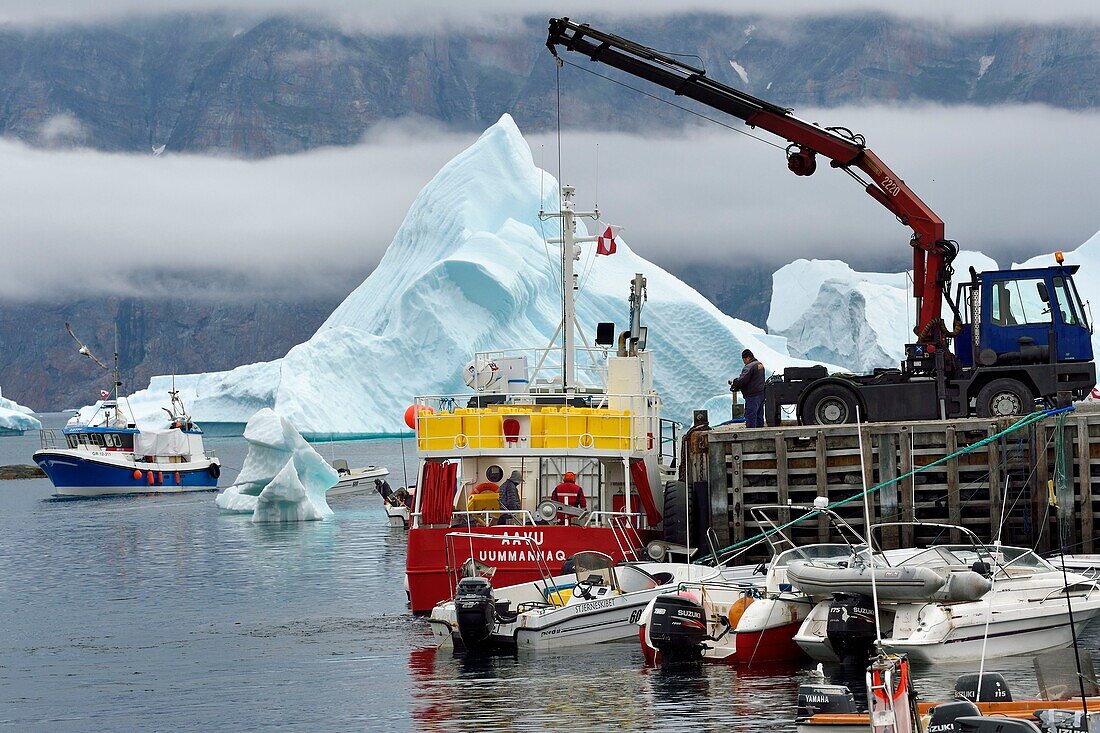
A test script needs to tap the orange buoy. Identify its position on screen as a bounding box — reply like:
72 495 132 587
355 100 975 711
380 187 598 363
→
157 472 164 485
727 596 754 630
146 471 154 485
133 469 142 480
174 471 181 485
403 404 434 430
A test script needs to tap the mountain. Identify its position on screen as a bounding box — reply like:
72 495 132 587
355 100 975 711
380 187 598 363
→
0 13 1096 156
0 294 338 412
104 115 834 434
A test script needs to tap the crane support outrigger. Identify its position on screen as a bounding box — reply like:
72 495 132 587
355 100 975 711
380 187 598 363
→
547 17 1096 425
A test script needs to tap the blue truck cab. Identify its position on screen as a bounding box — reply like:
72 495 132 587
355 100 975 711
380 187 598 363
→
954 265 1093 368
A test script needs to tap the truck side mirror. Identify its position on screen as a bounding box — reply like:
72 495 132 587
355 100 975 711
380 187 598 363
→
1037 281 1049 303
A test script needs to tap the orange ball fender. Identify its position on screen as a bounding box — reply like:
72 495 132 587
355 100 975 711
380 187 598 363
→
133 469 142 480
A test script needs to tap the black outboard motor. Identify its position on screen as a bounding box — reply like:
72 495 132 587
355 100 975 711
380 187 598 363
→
954 673 1013 704
648 594 708 662
826 593 877 662
927 701 981 733
454 577 496 651
795 684 857 722
955 718 1042 733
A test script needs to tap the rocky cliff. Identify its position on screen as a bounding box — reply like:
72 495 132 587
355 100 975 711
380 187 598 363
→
0 13 1096 156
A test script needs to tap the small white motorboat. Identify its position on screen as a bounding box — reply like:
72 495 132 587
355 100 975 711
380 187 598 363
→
792 524 1100 664
427 548 757 653
326 460 389 496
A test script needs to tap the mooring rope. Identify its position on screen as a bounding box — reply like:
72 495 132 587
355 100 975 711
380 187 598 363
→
706 405 1076 559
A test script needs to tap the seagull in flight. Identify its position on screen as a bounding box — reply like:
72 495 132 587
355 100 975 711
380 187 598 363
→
65 322 109 370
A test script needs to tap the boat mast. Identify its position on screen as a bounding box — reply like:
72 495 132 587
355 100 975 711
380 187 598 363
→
540 185 600 393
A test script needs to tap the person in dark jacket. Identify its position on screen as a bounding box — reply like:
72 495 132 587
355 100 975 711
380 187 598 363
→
729 348 766 428
496 469 522 524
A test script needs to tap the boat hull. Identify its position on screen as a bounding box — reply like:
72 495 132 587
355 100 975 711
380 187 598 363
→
795 597 1100 664
327 467 390 497
33 450 219 497
406 525 657 614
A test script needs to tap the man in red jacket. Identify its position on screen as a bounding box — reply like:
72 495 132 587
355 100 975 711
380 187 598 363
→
551 471 587 524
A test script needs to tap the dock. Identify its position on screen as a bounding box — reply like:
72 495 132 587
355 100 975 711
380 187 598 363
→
684 408 1100 560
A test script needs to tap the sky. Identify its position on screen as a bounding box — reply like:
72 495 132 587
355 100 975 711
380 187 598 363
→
2 105 1097 301
0 0 1098 28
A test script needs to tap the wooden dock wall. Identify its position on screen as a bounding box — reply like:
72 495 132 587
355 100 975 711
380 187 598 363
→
689 410 1100 561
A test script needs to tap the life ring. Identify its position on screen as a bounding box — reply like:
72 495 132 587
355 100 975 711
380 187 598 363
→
872 660 909 702
472 482 498 494
208 463 221 479
579 432 595 449
454 433 469 449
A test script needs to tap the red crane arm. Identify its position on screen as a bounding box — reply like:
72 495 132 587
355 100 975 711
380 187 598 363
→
546 18 952 342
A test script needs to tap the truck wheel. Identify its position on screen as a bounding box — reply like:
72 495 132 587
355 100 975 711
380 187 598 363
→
975 379 1032 418
803 384 859 425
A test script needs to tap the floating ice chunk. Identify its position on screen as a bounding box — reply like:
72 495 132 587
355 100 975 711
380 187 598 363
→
215 408 336 522
0 386 41 433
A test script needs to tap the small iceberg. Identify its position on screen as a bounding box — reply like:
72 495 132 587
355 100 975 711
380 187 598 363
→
215 408 337 522
0 386 41 434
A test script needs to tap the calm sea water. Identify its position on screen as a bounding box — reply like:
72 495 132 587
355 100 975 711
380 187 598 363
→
1 414 1097 731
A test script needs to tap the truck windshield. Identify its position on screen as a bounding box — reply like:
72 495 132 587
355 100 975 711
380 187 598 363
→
1067 276 1090 330
1052 277 1079 326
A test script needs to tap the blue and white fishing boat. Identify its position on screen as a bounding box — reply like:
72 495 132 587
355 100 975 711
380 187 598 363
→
34 390 221 497
32 323 221 497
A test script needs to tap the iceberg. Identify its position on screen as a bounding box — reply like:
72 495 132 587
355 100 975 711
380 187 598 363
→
215 408 337 522
116 114 833 435
768 252 998 372
0 386 41 434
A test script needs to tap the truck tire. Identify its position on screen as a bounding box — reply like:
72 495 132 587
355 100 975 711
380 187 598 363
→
975 378 1033 418
803 384 860 425
662 480 687 546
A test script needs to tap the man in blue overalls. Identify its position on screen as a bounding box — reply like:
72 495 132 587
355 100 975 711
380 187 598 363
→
729 349 766 428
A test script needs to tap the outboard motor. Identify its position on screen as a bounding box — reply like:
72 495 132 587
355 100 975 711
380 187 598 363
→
927 701 981 733
827 593 877 662
648 593 708 662
796 684 856 722
454 577 496 651
955 718 1042 733
953 673 1013 704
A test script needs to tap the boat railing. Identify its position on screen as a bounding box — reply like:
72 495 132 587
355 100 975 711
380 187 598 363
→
39 429 58 450
443 531 556 601
474 346 611 392
412 391 661 454
440 509 539 527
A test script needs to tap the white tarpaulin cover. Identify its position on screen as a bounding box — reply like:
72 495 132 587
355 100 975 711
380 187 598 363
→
214 408 337 522
134 428 190 457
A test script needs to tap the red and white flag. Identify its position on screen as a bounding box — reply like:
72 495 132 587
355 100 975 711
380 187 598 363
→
99 390 110 399
596 225 621 256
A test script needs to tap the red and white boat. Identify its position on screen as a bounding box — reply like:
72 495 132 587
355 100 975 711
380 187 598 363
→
405 187 676 614
637 503 869 665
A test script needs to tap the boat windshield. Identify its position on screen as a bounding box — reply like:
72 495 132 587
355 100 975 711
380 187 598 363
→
909 545 1054 577
573 551 617 590
774 544 857 568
